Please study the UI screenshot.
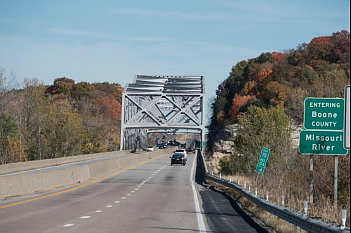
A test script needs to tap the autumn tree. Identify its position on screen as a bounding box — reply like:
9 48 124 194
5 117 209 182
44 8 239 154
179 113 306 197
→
234 106 292 176
0 113 18 164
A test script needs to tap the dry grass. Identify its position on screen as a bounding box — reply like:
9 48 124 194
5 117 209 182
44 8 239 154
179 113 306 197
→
213 174 350 229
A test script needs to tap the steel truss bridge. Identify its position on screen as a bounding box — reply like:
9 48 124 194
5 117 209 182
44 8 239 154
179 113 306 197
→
120 75 205 150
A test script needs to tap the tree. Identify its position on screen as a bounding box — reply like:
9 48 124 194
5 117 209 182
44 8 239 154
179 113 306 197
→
72 82 95 100
44 98 82 158
228 94 256 123
18 78 49 161
262 81 291 107
235 106 292 176
0 68 17 113
0 113 18 164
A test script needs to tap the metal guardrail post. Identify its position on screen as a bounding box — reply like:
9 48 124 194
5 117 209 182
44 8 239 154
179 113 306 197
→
266 191 269 201
341 210 347 230
303 201 308 216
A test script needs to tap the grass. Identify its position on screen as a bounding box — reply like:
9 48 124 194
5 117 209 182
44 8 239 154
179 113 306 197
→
209 173 350 231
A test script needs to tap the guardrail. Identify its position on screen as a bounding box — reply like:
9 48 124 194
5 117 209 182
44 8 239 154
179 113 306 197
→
198 152 349 233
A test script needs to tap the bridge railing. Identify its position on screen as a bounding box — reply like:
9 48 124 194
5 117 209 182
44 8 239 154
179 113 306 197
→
197 151 350 233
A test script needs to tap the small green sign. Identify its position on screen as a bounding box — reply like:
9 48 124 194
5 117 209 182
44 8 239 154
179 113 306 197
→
304 98 344 131
299 130 348 155
256 147 271 174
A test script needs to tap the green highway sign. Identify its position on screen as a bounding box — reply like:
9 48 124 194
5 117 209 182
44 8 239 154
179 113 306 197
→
299 130 348 155
304 98 345 131
256 147 270 174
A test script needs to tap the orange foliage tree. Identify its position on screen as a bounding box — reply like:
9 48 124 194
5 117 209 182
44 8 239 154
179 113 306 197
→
228 94 256 123
95 95 122 123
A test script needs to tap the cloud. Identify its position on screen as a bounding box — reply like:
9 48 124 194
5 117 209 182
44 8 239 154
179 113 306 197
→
102 7 257 21
48 28 173 42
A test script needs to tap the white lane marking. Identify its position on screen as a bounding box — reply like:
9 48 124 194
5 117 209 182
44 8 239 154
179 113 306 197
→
131 191 135 193
127 194 131 196
63 224 74 227
138 185 142 188
106 205 113 208
95 210 103 213
114 201 120 203
135 188 139 191
190 154 207 233
121 197 126 199
80 216 91 219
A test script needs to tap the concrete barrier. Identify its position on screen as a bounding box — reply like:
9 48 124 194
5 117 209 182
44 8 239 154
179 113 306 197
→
0 148 174 200
0 150 131 175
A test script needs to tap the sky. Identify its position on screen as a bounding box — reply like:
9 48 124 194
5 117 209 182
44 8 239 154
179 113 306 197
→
0 0 350 117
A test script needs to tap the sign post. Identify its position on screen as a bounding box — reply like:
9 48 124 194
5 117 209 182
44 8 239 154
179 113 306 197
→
310 154 314 205
344 86 350 150
300 97 348 210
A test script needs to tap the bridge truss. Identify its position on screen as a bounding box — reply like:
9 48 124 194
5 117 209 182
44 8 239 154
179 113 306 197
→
120 75 205 150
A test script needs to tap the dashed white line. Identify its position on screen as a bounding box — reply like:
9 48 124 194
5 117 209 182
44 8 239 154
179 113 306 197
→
63 224 74 227
190 154 207 232
127 194 131 196
59 162 170 230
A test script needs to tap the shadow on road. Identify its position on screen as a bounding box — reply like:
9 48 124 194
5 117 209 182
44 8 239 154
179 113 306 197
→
195 151 270 233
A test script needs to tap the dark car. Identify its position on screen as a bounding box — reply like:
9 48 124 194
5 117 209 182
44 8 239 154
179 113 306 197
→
159 145 167 149
170 153 187 166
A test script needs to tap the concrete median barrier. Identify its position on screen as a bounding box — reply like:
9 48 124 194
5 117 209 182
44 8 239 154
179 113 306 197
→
0 148 174 200
0 150 131 176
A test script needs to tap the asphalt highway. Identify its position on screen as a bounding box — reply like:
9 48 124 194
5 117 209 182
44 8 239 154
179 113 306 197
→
0 152 267 233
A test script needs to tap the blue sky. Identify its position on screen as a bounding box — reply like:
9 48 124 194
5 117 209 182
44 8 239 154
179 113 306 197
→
0 0 350 116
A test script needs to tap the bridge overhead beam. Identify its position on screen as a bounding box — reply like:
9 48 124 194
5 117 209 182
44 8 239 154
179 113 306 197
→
121 75 205 150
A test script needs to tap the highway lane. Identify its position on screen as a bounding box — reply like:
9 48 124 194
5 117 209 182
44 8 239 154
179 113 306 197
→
0 152 205 233
0 151 267 233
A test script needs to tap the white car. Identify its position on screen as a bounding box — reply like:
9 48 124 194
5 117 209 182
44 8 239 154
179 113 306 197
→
145 146 154 152
175 149 187 157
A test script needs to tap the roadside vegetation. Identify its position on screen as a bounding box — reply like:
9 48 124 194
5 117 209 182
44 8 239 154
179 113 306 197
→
207 30 350 226
0 75 123 164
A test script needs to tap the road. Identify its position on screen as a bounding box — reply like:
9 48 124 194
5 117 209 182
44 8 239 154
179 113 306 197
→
0 152 267 233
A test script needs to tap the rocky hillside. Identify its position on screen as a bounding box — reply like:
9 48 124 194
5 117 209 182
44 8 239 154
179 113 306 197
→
208 30 350 155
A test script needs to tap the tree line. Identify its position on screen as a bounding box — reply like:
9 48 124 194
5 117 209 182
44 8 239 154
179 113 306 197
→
0 74 123 164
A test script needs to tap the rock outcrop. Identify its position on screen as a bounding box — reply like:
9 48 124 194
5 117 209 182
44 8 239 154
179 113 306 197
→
212 124 240 154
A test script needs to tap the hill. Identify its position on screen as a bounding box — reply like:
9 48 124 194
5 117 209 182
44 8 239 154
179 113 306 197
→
208 30 350 151
206 30 350 225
